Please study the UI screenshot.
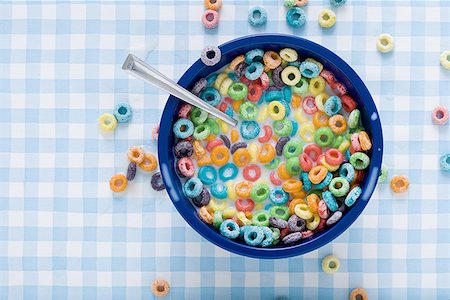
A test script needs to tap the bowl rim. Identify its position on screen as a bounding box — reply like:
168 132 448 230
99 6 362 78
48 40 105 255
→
158 34 383 259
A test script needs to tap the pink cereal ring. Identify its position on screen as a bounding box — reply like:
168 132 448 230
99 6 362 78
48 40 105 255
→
351 133 362 152
240 76 251 86
177 157 195 177
315 153 325 166
325 148 344 166
259 72 270 90
301 230 314 239
295 0 309 7
178 103 193 118
299 153 313 172
202 10 219 29
235 198 255 212
333 82 347 96
432 106 449 125
315 218 327 232
304 144 322 162
152 124 160 140
320 69 336 85
318 200 330 219
206 139 224 152
258 125 273 143
302 96 318 115
270 171 283 186
243 164 261 182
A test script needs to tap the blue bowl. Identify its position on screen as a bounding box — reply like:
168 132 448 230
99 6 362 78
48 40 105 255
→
158 34 383 259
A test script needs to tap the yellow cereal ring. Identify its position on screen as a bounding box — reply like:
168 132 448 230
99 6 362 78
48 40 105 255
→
214 73 228 90
219 77 233 96
440 50 450 70
256 104 268 122
217 119 229 134
197 155 212 167
193 140 206 157
314 93 329 112
338 139 350 153
321 255 340 274
109 173 127 193
309 76 326 96
230 55 245 70
294 203 313 220
208 198 227 212
248 143 259 163
289 198 304 215
98 113 117 132
294 109 309 124
236 211 252 226
223 207 237 219
298 122 315 142
306 214 320 230
268 101 286 120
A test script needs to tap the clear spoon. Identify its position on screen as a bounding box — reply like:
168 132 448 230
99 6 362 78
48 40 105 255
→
122 54 238 127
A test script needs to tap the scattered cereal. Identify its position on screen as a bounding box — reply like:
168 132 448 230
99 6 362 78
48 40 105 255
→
248 6 268 27
98 113 117 132
152 124 160 140
295 0 309 7
201 45 222 66
286 7 306 28
390 175 409 193
113 102 132 123
378 164 388 184
440 50 450 70
151 279 170 297
202 9 220 29
204 0 222 11
321 254 340 273
330 0 347 7
431 105 449 125
440 152 450 172
376 33 394 53
319 9 336 28
109 173 127 193
349 288 368 300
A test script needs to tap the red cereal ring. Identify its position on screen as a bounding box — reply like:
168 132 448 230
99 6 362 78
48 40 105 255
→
239 76 251 86
318 200 330 219
333 82 347 96
315 153 326 166
224 97 233 104
247 82 263 103
270 171 283 185
235 198 255 212
218 102 227 112
206 139 224 152
319 69 335 85
325 148 344 166
304 144 322 162
259 72 270 90
353 170 365 184
299 153 313 172
177 157 195 177
279 227 290 240
231 216 242 225
258 125 273 143
243 164 261 182
302 95 318 115
341 94 357 112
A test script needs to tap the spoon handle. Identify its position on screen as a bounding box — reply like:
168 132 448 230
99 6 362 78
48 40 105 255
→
122 54 238 127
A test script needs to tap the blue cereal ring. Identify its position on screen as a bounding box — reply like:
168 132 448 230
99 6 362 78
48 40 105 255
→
225 105 234 117
200 87 221 107
211 183 228 199
228 72 238 81
218 163 238 182
260 226 274 247
248 6 268 27
183 177 203 198
198 166 217 185
324 96 343 116
113 102 133 123
245 62 264 81
286 7 306 27
206 73 218 86
301 172 312 191
282 86 292 103
345 148 351 161
245 49 264 64
330 0 347 7
243 226 265 246
290 120 299 137
300 61 320 79
345 186 362 207
440 152 450 172
240 121 260 140
288 61 301 68
264 90 283 102
313 172 332 190
339 163 355 182
269 187 289 205
322 190 339 212
173 118 194 139
279 99 291 117
220 219 240 239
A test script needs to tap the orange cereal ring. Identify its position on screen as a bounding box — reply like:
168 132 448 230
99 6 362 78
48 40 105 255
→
263 51 282 69
109 173 127 193
204 134 216 141
349 288 368 300
306 194 320 213
329 114 347 134
230 129 239 143
291 94 302 109
151 279 170 297
282 179 303 194
258 144 276 164
233 148 251 167
197 155 212 167
210 145 230 166
232 99 244 112
291 189 307 199
204 0 222 11
313 111 329 128
193 140 206 157
230 55 245 70
199 206 214 224
308 165 327 184
358 131 372 151
277 163 292 180
139 153 158 171
235 181 254 198
390 175 409 193
289 198 304 215
127 146 145 164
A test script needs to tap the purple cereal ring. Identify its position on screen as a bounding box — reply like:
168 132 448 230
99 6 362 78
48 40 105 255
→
318 200 330 219
288 214 306 232
272 66 285 88
276 136 290 156
201 45 221 66
126 162 137 181
192 78 208 96
235 62 248 79
202 9 219 29
174 140 194 158
230 141 247 154
282 232 302 244
178 103 193 118
220 134 231 149
151 172 165 191
269 217 288 229
326 211 342 226
192 188 211 207
177 157 195 177
302 96 318 115
351 133 362 152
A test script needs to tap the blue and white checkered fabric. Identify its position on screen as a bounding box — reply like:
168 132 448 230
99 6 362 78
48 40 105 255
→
0 1 449 299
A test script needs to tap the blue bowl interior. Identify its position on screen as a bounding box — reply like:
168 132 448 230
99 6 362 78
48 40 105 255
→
158 34 383 259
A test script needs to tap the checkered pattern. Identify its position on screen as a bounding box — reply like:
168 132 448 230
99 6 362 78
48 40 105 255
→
0 0 449 299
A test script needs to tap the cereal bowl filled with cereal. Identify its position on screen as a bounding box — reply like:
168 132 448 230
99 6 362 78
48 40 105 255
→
158 34 383 259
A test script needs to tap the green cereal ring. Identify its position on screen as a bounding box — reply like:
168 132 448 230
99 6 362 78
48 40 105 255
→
348 109 361 129
292 78 309 95
252 211 270 226
271 227 281 241
281 66 302 86
350 152 370 170
378 165 388 184
328 177 350 197
213 210 223 229
286 156 302 176
332 135 344 149
228 82 248 100
239 101 259 121
283 140 304 158
250 182 270 202
193 123 211 140
269 206 290 220
191 107 208 125
205 118 219 135
264 157 280 170
274 118 293 137
346 127 363 140
314 126 334 147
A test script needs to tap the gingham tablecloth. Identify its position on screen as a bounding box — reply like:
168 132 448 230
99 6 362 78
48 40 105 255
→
1 1 449 299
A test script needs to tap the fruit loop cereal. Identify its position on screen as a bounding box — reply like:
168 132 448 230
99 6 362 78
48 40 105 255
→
286 7 306 28
321 254 340 273
349 288 368 300
248 6 267 27
98 102 133 132
330 0 347 7
440 152 450 172
431 105 449 125
390 175 409 193
202 9 219 29
440 50 450 70
173 48 373 248
376 33 394 53
151 279 170 297
201 46 222 66
319 9 336 28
